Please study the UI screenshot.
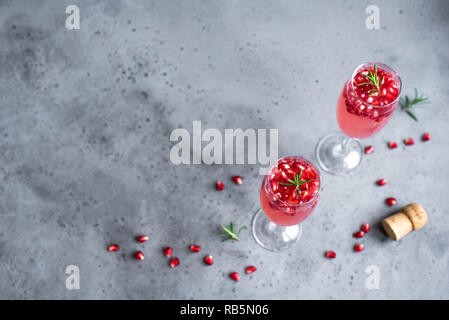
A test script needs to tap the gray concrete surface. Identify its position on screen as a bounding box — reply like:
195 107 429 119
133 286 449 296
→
0 0 448 299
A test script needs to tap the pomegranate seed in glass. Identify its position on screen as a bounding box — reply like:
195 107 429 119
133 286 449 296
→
316 63 401 175
252 156 321 251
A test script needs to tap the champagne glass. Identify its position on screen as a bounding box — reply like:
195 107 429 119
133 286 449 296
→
252 156 321 251
315 62 401 175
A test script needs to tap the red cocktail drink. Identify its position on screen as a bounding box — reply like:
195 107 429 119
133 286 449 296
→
260 156 320 226
316 62 401 175
337 63 401 139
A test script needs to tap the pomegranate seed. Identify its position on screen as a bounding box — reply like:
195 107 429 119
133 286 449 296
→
163 247 173 258
229 272 240 281
135 251 145 260
364 145 374 154
354 244 364 252
404 138 415 146
136 235 149 243
352 66 399 106
169 257 180 268
107 244 119 252
361 223 370 233
216 181 224 191
232 176 243 185
376 179 387 186
204 255 214 266
189 244 201 253
325 251 336 259
353 231 365 238
245 266 257 274
388 141 398 149
386 197 397 207
422 133 431 141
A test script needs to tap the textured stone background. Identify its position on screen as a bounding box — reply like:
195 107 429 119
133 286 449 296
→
0 0 448 299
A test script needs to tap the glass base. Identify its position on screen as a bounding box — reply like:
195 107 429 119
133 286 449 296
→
252 208 302 252
315 132 362 175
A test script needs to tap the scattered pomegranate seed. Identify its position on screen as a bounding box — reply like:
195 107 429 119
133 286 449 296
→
163 247 173 258
353 231 365 238
388 141 398 149
361 224 370 234
386 197 397 207
232 176 243 185
170 257 180 268
422 133 431 141
376 179 387 186
107 244 120 252
204 255 214 266
325 251 336 259
404 138 415 146
135 251 145 260
354 244 364 252
364 145 374 154
216 181 224 191
189 244 201 253
136 235 149 243
229 272 240 281
245 266 257 274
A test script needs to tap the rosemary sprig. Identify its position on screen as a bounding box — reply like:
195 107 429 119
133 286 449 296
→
357 64 384 96
399 88 430 122
279 169 313 197
218 221 246 242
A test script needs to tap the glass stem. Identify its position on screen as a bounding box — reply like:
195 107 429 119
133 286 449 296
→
341 137 352 154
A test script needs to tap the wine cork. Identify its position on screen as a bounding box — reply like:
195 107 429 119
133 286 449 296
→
381 203 428 241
